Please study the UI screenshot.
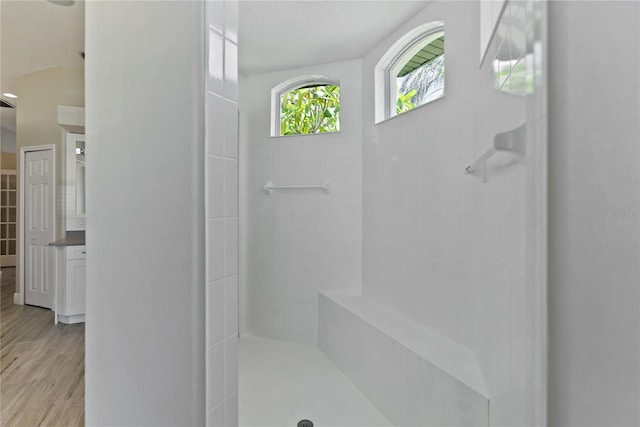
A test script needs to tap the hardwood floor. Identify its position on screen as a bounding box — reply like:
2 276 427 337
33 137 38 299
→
0 267 84 426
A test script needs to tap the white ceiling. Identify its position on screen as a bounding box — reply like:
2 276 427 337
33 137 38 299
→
239 0 431 75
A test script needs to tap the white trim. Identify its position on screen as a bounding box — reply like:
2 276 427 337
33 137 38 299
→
270 74 340 137
57 105 85 134
374 21 445 123
374 93 446 126
537 0 548 422
0 169 18 268
17 144 56 306
13 292 21 305
57 313 85 324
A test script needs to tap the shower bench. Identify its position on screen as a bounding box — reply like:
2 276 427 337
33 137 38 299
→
318 292 490 426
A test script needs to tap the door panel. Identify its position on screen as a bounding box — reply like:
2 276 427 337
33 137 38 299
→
24 149 55 309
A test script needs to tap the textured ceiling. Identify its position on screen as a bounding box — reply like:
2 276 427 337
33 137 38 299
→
239 0 431 75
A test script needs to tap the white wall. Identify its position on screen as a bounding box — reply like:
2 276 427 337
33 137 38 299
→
85 2 206 424
205 0 239 425
240 59 363 344
363 1 481 343
548 1 640 424
1 150 16 170
1 128 16 154
361 1 545 423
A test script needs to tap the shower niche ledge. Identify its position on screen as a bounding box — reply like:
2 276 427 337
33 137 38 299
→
318 292 490 426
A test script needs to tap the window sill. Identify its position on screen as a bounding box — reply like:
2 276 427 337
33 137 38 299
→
269 131 342 139
374 93 446 126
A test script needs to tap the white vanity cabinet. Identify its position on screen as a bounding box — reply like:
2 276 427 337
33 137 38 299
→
52 115 87 324
54 244 86 324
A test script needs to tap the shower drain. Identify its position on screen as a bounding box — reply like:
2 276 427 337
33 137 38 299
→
297 420 314 427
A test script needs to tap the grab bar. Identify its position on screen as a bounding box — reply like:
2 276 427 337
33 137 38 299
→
264 180 331 195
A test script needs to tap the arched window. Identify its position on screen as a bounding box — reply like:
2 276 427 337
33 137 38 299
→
271 76 340 137
375 22 445 123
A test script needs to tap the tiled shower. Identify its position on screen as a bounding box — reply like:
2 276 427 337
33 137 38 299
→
239 0 546 425
205 0 240 424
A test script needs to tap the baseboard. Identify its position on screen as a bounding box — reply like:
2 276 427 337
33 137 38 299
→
13 293 22 305
57 314 85 324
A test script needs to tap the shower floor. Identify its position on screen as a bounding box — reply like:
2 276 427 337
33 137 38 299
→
239 335 392 427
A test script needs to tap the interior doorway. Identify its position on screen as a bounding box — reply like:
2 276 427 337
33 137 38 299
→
19 145 55 308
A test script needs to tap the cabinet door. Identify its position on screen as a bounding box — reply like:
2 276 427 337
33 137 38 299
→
65 259 86 315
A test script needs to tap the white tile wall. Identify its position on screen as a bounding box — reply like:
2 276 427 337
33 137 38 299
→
225 276 239 337
364 0 481 349
360 1 545 424
209 403 225 427
224 393 239 427
224 40 238 101
223 99 239 159
207 341 225 410
206 0 239 425
207 219 225 281
208 30 224 94
208 280 225 345
240 59 363 344
208 93 225 156
208 157 224 218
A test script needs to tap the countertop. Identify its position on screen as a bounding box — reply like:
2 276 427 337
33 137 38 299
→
49 231 85 247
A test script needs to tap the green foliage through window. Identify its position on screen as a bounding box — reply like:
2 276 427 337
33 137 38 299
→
280 85 340 136
397 54 445 115
397 89 417 114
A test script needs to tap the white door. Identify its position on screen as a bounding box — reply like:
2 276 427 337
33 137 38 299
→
24 149 55 308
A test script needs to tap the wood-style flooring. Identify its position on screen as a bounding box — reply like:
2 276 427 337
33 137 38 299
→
0 267 84 426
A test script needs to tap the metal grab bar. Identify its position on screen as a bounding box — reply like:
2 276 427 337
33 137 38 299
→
263 180 331 194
